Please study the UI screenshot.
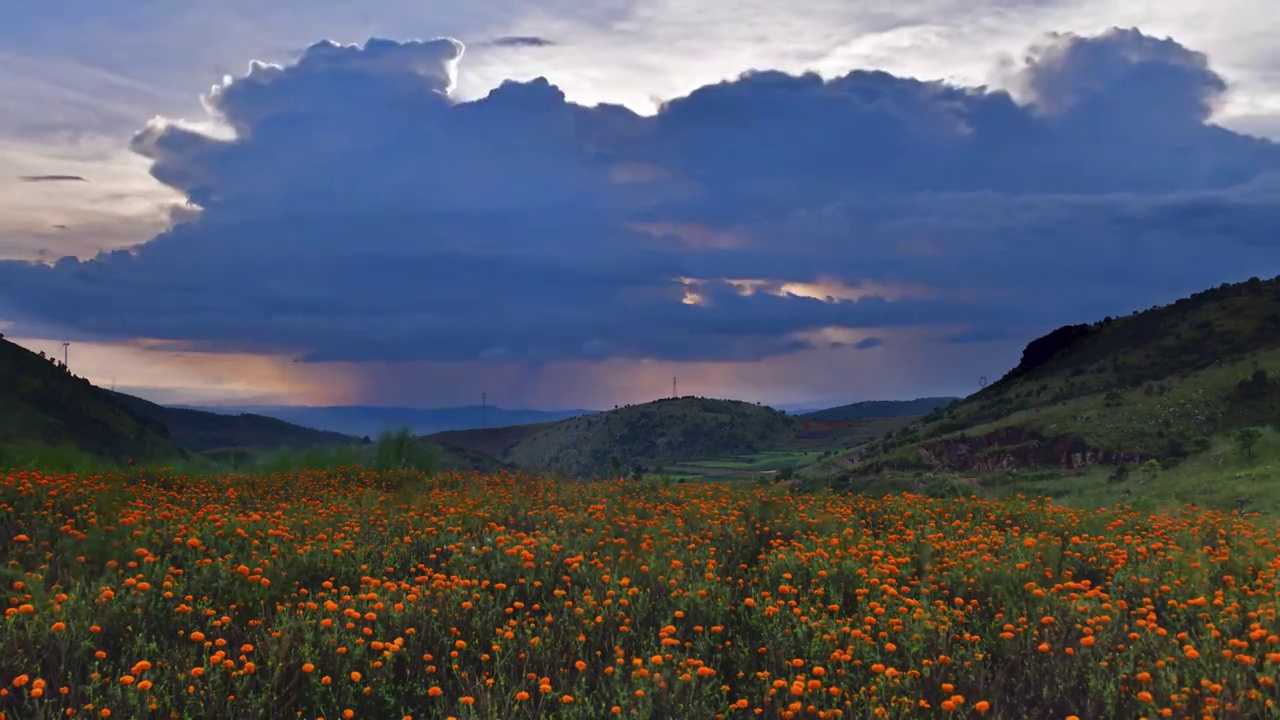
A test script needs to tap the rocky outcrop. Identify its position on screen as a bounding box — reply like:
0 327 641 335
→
846 425 1144 475
989 323 1097 385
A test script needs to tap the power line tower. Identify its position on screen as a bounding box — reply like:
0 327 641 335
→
481 392 487 429
979 375 988 389
672 377 677 399
62 342 69 369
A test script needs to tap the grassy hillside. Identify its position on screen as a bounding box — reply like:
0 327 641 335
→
806 274 1280 479
425 421 558 458
109 391 357 452
431 397 800 477
800 396 958 421
0 337 178 461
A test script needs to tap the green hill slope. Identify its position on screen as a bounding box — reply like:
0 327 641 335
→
108 391 357 452
431 397 800 477
426 441 522 474
0 337 178 461
807 274 1280 478
801 397 958 421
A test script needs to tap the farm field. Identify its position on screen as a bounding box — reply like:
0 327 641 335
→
3 469 1280 719
664 450 825 478
665 418 920 481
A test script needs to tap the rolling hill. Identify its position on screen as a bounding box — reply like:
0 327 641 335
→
805 274 1280 480
108 391 358 452
428 396 800 477
0 337 178 461
801 397 958 421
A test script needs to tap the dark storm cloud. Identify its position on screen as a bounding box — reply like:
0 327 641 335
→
1 28 1279 364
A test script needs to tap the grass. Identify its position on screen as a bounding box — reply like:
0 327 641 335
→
4 468 1280 719
0 442 116 474
989 426 1280 515
0 428 442 477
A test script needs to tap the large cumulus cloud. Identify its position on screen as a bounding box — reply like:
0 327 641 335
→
2 28 1279 364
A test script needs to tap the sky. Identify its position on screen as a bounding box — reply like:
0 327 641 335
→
1 0 1278 410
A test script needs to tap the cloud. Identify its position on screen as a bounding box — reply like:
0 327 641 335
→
1013 28 1226 120
488 36 557 48
1 28 1279 377
19 174 88 182
0 137 187 261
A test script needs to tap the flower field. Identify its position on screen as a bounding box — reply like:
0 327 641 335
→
2 468 1279 719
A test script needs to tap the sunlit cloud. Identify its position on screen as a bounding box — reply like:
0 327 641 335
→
677 277 938 305
745 278 936 303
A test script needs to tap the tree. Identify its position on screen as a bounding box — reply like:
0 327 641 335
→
1233 427 1263 460
1141 459 1161 482
609 454 622 478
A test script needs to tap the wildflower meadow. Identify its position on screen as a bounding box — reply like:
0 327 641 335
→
2 468 1279 719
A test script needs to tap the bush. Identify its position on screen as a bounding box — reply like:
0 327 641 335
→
1107 463 1130 484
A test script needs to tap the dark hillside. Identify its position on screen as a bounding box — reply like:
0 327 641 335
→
109 391 357 452
0 337 177 461
801 397 958 421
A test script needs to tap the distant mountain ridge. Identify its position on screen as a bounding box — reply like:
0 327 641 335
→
180 404 599 437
